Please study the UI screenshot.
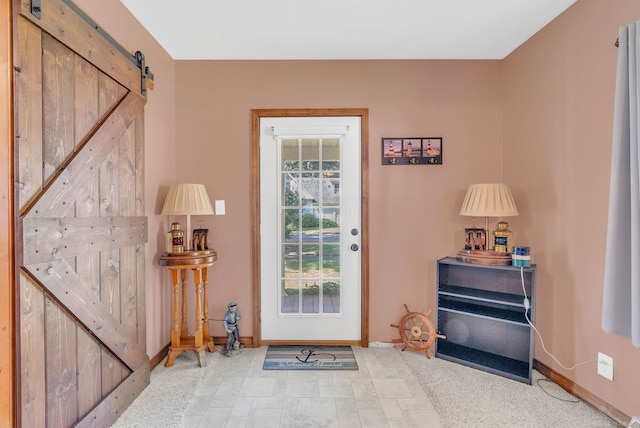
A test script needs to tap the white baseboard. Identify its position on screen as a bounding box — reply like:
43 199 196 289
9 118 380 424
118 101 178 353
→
368 341 396 348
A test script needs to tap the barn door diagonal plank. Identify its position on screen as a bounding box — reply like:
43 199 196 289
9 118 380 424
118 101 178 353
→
23 260 145 370
74 360 149 428
22 92 145 218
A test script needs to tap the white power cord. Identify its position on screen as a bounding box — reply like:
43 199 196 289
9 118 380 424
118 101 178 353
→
519 266 590 371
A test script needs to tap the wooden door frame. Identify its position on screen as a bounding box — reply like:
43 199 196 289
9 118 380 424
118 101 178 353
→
250 108 369 348
0 0 14 425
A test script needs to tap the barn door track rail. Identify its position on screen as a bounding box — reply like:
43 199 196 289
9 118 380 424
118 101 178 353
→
30 0 154 94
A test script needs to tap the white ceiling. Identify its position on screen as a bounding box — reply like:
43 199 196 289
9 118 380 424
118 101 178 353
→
119 0 576 60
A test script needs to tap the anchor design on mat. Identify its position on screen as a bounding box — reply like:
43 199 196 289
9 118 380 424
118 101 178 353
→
295 347 337 363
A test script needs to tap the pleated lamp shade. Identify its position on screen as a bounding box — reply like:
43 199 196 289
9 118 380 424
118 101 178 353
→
161 184 214 216
459 183 519 217
161 184 214 250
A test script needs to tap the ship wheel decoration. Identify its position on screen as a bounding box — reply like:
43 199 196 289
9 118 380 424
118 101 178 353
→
391 304 445 358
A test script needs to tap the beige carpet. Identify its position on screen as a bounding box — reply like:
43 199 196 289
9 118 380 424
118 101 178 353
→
111 351 216 428
400 349 622 427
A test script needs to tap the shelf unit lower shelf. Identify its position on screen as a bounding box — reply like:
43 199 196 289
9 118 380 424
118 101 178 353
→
436 341 531 383
435 257 536 384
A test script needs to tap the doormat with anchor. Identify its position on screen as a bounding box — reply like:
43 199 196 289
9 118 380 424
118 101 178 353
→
263 345 358 370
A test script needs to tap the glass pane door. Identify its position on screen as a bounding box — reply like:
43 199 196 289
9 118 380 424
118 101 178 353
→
280 137 342 316
259 115 361 342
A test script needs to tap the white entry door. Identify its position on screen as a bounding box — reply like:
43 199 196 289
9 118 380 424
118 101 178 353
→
260 116 361 341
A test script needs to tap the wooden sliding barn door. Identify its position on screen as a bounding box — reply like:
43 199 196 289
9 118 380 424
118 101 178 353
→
14 1 152 426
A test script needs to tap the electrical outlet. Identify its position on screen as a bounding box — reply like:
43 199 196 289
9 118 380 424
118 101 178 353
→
628 416 640 428
597 352 613 381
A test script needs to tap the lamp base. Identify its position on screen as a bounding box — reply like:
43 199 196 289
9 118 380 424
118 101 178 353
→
456 249 512 266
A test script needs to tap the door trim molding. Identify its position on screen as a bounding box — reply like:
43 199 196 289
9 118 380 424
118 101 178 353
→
251 108 369 348
0 0 14 425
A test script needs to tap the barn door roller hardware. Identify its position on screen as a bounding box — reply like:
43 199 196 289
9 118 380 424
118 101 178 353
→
30 0 42 19
135 51 154 95
52 0 154 95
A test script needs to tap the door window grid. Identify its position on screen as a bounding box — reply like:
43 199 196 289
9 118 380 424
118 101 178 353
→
278 137 342 316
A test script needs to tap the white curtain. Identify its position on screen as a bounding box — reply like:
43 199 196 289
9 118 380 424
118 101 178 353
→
602 21 640 347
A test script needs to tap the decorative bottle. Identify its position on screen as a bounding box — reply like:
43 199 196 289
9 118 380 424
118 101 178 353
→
493 221 513 253
170 222 184 253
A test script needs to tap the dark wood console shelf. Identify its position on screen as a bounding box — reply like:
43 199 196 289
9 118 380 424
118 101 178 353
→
436 257 536 384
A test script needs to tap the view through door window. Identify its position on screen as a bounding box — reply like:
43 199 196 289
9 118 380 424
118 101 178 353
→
280 137 342 315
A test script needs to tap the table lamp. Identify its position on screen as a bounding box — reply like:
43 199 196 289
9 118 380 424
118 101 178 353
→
459 183 519 251
161 183 214 250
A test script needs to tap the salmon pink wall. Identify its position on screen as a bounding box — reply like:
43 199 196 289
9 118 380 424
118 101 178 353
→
73 1 178 358
503 0 640 418
174 60 504 341
60 0 640 421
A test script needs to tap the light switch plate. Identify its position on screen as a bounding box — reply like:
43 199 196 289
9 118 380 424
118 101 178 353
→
215 200 225 215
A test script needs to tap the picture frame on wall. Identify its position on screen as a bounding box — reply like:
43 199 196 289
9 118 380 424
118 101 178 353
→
382 139 402 163
382 137 443 165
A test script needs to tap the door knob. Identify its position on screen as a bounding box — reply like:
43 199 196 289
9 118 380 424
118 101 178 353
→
350 244 359 251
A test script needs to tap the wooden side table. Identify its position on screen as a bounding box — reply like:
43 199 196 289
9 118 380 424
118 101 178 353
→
159 250 217 367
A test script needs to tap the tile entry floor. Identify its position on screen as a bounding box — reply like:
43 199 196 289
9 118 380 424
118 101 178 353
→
183 346 442 428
